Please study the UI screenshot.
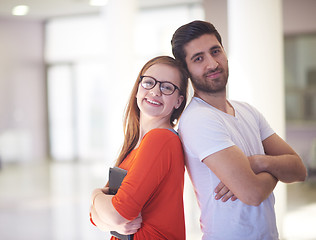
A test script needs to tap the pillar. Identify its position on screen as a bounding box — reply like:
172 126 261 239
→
101 0 138 162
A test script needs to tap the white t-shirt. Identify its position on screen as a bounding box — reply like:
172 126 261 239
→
179 97 279 240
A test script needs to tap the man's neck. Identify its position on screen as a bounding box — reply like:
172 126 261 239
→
195 91 235 116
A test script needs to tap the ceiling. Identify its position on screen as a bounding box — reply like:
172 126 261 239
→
0 0 99 20
0 0 200 21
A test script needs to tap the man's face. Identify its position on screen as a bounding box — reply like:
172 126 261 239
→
184 34 229 94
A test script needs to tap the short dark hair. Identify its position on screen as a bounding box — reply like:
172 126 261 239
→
171 20 222 70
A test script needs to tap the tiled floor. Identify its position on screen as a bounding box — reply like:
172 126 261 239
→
0 161 315 240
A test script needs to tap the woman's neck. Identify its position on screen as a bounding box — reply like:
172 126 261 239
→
135 116 172 148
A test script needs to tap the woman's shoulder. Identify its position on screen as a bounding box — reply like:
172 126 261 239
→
142 128 181 146
145 128 178 139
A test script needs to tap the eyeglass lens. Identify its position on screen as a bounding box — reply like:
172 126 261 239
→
141 76 176 95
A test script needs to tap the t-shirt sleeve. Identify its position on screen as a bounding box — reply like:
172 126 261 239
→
179 107 235 162
247 103 275 141
112 130 182 220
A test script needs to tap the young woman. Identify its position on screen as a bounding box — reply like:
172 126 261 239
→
90 56 189 240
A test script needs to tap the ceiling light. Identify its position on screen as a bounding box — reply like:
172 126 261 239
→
89 0 109 6
12 5 29 16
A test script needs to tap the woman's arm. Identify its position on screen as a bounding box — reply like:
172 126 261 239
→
90 188 142 235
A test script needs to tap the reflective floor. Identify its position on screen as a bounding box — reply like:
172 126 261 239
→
0 161 315 240
284 175 316 240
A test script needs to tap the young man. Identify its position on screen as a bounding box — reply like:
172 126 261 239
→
171 20 307 239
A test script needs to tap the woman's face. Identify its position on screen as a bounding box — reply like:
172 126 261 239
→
136 63 184 123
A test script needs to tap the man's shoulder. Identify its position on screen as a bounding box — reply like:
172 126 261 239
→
182 97 215 118
179 102 227 138
230 100 261 119
230 99 256 110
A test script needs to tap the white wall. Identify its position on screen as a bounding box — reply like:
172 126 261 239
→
0 0 315 163
0 17 47 162
283 0 316 35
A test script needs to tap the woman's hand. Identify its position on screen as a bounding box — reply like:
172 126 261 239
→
90 187 110 206
90 203 142 234
90 187 142 234
113 214 142 235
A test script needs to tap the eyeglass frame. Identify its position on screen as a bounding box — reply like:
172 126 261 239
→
139 75 180 95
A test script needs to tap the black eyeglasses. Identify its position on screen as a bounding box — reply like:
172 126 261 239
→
139 76 180 95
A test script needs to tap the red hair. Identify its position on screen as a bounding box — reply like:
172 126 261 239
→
115 56 188 166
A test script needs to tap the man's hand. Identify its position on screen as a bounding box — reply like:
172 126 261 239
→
214 181 237 202
248 155 264 174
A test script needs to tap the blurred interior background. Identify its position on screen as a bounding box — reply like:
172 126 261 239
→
0 0 315 239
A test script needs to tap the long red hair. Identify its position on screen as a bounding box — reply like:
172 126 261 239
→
114 56 188 167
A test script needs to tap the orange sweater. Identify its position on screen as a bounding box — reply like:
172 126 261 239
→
111 128 185 240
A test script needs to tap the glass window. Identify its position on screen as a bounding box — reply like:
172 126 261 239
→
285 34 316 122
284 34 316 170
45 4 203 162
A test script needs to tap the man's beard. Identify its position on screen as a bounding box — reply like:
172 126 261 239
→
190 69 228 94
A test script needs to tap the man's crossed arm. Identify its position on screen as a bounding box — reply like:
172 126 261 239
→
209 133 307 205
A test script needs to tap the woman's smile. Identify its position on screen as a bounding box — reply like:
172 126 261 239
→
145 98 162 106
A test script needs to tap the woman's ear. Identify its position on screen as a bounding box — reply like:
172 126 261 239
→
175 95 184 109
